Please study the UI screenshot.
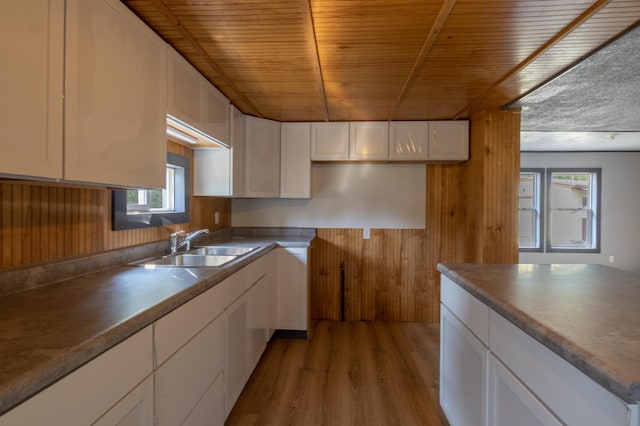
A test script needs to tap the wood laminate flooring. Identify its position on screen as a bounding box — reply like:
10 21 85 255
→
226 321 448 426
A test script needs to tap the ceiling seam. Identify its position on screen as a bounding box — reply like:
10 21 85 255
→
453 0 613 120
301 0 330 122
149 0 264 118
387 0 458 122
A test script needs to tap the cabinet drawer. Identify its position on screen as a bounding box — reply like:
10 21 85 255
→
155 316 225 426
490 311 631 425
155 281 226 366
441 276 489 345
0 326 152 426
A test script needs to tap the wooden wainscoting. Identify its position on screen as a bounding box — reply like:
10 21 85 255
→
310 228 433 322
0 142 230 270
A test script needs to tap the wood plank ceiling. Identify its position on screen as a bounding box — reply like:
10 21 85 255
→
123 0 640 122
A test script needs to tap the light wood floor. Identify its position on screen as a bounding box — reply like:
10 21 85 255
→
226 321 449 426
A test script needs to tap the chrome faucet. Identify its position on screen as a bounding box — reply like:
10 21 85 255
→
169 229 210 255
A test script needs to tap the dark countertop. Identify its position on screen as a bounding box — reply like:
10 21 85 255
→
437 263 640 404
0 229 314 415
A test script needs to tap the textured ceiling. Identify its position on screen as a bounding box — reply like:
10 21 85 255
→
516 24 640 151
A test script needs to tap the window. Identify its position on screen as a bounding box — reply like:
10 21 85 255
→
112 153 190 230
518 168 601 253
518 169 543 251
546 169 600 252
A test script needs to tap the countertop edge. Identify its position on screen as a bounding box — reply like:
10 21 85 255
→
437 262 637 404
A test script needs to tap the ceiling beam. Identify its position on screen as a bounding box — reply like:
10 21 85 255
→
301 0 330 122
147 0 264 118
387 0 458 121
453 0 613 119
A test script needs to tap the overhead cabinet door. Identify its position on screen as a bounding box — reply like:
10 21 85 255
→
65 0 167 188
0 1 64 179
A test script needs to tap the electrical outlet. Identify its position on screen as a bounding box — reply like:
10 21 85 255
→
363 228 370 239
609 255 615 263
215 211 220 224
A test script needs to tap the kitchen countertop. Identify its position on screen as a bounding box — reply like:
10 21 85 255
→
0 228 314 415
437 263 640 404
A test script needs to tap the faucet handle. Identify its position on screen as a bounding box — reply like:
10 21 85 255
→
169 230 186 239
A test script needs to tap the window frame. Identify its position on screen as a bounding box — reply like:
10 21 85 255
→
518 168 545 252
112 152 190 230
545 168 601 253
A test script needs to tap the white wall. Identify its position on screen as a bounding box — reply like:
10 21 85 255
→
232 163 425 229
520 152 640 273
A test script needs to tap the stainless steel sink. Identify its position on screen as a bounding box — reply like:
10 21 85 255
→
190 246 258 256
132 254 237 268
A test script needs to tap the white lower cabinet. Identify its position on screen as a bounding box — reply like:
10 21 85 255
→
0 327 153 426
440 305 488 426
154 316 224 426
440 275 638 426
225 290 250 418
182 373 224 426
276 247 309 331
488 355 561 426
93 375 154 426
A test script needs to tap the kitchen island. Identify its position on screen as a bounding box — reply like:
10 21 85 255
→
438 263 640 426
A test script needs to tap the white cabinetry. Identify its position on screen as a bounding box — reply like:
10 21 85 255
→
194 105 245 197
65 0 167 188
440 275 637 426
168 46 230 145
0 1 64 180
245 116 281 197
311 122 350 160
276 247 309 332
349 121 389 160
429 121 469 161
0 327 153 426
280 123 311 198
440 305 489 426
389 122 429 160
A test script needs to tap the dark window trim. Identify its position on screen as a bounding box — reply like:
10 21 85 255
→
112 152 190 231
519 168 545 253
545 168 601 254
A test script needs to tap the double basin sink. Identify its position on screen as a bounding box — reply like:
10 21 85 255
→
131 245 259 268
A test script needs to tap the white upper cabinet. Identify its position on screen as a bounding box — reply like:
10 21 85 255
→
0 1 64 179
244 116 281 198
311 122 350 160
168 47 203 129
168 46 230 146
389 122 429 160
65 0 167 188
349 121 389 160
280 123 311 199
428 120 469 161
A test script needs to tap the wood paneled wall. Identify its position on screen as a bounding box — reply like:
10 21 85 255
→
0 142 230 270
310 108 520 322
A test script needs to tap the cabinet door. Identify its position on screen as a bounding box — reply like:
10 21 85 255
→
182 373 224 426
428 121 469 161
349 121 389 160
65 0 166 188
389 122 429 160
93 375 154 426
266 251 278 341
276 247 308 331
248 276 267 371
245 116 281 197
310 122 349 160
155 316 225 426
167 46 204 129
203 84 230 145
280 123 311 198
440 305 489 426
225 291 249 418
230 106 246 197
488 356 561 426
0 1 63 179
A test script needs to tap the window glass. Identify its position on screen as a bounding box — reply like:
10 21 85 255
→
518 170 543 251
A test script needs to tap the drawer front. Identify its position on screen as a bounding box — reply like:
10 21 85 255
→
490 311 630 426
155 316 225 426
155 280 226 366
441 275 489 345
